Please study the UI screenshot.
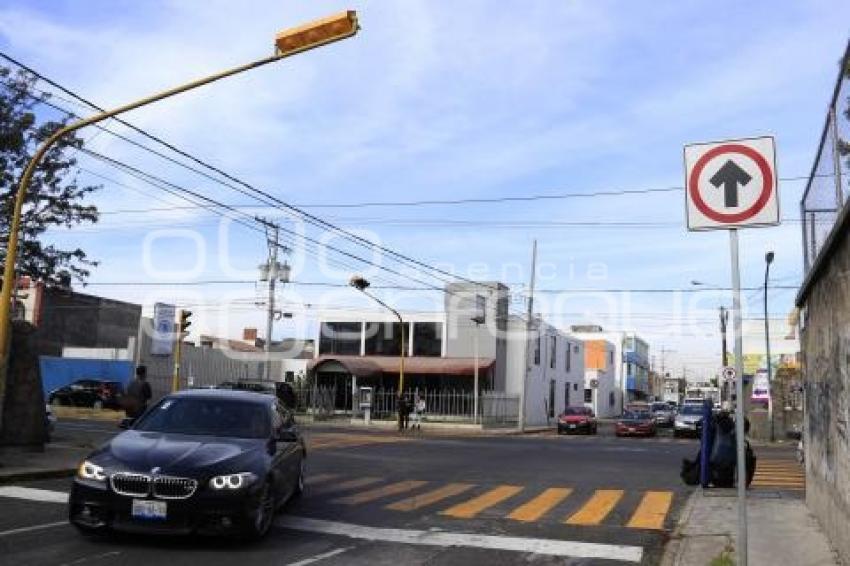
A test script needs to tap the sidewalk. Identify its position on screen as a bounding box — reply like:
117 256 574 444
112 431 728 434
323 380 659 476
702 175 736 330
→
0 443 86 484
663 489 839 566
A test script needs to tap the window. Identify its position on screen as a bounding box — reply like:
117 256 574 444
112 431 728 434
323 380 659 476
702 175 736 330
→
284 371 295 382
550 336 557 369
412 322 442 357
609 351 614 365
548 379 556 418
584 388 593 403
573 383 578 391
319 321 361 355
534 335 541 365
364 322 404 356
609 391 615 407
565 342 572 372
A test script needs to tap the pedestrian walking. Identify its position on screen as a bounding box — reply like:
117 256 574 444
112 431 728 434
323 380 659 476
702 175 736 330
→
398 395 411 431
124 365 152 420
411 394 425 431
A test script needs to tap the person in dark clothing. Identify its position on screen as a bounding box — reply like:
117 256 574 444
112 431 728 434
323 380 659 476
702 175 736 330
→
398 396 411 431
125 365 152 419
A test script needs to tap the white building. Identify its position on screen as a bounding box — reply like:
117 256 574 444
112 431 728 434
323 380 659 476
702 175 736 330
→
581 339 619 418
505 317 586 427
569 326 651 413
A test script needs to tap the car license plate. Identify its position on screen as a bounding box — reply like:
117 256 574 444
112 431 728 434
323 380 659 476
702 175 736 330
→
628 427 636 432
131 499 167 520
569 424 576 429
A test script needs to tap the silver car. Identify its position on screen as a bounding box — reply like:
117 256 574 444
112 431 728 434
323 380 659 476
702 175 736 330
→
674 404 705 437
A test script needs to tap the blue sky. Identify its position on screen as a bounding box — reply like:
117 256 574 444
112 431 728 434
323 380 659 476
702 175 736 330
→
1 1 848 378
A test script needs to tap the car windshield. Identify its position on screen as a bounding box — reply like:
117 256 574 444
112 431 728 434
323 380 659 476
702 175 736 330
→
622 411 649 420
680 405 703 415
651 403 668 411
562 407 584 416
134 397 271 439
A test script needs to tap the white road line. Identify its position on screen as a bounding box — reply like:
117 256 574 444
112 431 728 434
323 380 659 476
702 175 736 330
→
0 486 69 504
284 547 353 566
0 520 68 538
275 516 643 563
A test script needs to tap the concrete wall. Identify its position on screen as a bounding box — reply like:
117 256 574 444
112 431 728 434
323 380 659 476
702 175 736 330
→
34 289 141 358
799 225 850 564
444 282 509 390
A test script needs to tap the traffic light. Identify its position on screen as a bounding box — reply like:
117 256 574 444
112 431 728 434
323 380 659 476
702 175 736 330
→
179 310 193 335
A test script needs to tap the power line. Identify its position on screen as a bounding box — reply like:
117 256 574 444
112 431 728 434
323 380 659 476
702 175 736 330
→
0 54 502 295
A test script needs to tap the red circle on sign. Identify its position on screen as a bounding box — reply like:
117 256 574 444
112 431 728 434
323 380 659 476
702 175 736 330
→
688 144 773 223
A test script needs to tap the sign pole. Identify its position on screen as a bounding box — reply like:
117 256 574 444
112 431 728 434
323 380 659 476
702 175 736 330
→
729 228 748 566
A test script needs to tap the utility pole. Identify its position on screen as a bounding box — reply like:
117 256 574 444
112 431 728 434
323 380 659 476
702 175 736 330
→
519 239 537 433
720 305 730 407
257 218 290 382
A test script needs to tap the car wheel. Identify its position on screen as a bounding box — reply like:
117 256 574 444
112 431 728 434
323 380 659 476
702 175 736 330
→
557 428 563 435
92 400 103 410
247 482 275 541
293 459 305 499
673 430 680 438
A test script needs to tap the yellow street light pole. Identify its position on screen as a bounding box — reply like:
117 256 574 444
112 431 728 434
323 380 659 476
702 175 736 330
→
349 275 406 430
0 11 359 375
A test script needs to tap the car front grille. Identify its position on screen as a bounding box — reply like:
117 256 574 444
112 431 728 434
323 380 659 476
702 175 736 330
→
110 473 150 497
110 473 197 499
153 476 197 499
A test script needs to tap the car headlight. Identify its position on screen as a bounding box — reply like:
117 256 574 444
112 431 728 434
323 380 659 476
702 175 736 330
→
77 460 106 482
209 472 258 490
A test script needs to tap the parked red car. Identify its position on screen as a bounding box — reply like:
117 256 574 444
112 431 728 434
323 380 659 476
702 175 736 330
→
615 410 656 437
557 407 598 435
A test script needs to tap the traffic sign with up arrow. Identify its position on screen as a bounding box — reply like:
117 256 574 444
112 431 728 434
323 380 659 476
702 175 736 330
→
684 136 779 231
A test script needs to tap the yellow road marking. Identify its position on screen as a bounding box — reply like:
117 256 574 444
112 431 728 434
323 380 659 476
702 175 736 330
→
386 483 475 512
312 476 382 495
441 485 524 519
506 488 572 522
626 491 673 530
333 481 428 505
565 490 624 526
305 473 339 486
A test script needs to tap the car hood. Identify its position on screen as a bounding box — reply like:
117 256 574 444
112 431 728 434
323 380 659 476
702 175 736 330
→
618 419 652 426
94 430 265 475
677 414 703 422
561 415 589 422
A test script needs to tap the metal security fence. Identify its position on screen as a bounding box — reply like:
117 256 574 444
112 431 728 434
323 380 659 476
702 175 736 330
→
288 387 520 426
802 42 850 273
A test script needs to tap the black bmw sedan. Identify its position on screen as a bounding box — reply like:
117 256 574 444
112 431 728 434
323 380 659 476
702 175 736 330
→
69 389 305 539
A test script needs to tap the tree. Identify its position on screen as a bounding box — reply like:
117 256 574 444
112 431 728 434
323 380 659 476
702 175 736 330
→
0 65 99 285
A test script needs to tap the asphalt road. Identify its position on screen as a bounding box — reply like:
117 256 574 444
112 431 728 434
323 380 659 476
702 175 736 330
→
0 418 709 566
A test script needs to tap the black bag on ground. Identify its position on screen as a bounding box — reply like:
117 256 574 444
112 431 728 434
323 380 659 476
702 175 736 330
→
681 453 701 486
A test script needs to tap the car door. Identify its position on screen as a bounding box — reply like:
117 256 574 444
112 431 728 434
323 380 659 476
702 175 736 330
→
271 402 300 500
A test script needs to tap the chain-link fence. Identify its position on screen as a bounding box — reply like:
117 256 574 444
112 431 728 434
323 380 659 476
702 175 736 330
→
801 42 850 273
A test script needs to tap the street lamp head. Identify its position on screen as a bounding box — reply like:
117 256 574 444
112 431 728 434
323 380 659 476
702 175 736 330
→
275 11 359 56
765 251 775 265
349 274 370 291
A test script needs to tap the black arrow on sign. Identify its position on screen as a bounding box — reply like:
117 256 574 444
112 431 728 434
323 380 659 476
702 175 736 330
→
709 160 752 208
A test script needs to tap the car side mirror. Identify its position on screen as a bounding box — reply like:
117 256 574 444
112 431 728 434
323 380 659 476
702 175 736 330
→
119 417 134 429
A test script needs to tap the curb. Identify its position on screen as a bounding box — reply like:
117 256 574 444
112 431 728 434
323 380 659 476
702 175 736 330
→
660 489 701 566
0 467 77 485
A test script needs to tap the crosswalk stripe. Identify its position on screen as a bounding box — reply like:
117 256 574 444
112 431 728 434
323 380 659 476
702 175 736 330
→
305 473 339 486
506 488 573 522
312 477 383 495
565 490 624 526
441 485 524 519
626 491 673 530
386 483 475 512
333 480 428 505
